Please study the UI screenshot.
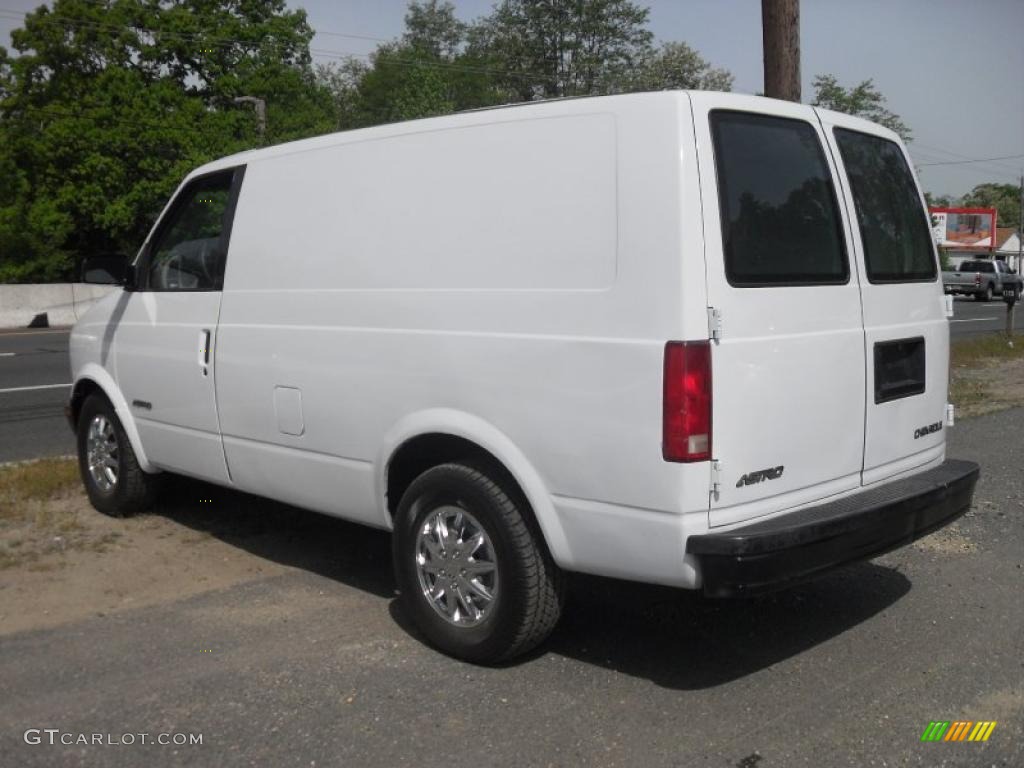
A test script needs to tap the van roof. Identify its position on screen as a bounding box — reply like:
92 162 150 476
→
189 90 901 178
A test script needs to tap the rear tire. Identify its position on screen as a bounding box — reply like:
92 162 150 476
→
976 284 993 301
392 462 564 663
77 393 160 517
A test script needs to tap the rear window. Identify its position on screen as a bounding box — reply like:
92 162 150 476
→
834 129 937 283
710 111 848 287
958 261 994 273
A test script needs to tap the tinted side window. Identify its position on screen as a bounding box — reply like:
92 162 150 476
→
146 170 237 291
710 111 848 286
834 129 937 283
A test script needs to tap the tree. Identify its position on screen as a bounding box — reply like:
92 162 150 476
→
331 2 504 129
403 0 466 59
0 0 337 282
811 74 911 141
621 41 733 93
351 44 456 125
471 0 653 101
924 192 956 208
316 58 369 130
961 183 1021 228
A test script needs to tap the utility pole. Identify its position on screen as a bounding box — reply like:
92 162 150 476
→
1005 171 1023 345
762 0 801 102
233 96 267 142
1018 172 1023 274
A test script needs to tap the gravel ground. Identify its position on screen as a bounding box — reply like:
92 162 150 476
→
1 408 1022 768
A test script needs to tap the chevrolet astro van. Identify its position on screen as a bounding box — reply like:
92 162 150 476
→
70 92 980 662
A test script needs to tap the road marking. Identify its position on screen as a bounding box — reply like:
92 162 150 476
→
0 352 14 357
0 383 71 394
951 319 998 323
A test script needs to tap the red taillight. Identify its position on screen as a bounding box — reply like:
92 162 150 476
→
663 341 712 463
975 273 981 286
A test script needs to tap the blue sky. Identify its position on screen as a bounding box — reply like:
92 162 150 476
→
3 0 1022 196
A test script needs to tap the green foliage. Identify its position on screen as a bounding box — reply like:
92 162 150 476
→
345 42 504 127
470 0 654 100
317 0 733 129
403 0 466 59
961 183 1021 228
937 246 952 272
3 0 735 282
924 191 955 208
317 1 506 129
621 41 734 93
0 0 337 282
811 74 911 141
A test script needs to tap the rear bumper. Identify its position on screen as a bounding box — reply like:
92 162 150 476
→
686 459 980 598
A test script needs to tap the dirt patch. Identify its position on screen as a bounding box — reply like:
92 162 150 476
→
0 457 392 637
913 522 977 555
0 458 383 636
0 488 288 636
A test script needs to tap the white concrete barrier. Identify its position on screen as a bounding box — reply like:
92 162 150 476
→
0 283 119 328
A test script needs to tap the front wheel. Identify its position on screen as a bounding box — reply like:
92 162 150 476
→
392 462 564 663
77 393 160 516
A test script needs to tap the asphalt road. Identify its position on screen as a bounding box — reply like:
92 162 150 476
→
0 327 74 463
948 295 1024 338
1 407 1022 766
3 298 1022 464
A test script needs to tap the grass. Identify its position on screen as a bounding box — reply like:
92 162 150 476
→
0 458 80 521
0 458 83 568
950 333 1024 367
949 334 1024 417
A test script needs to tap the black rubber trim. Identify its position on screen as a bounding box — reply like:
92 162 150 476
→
687 459 980 597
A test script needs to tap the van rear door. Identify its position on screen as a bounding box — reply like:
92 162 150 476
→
688 94 866 528
818 111 948 485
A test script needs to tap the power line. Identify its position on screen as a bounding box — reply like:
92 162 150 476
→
910 150 1021 181
916 153 1024 167
913 141 1023 175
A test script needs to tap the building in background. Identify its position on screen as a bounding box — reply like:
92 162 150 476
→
995 228 1021 272
929 207 997 269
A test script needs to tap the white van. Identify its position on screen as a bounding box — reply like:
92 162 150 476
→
70 92 979 662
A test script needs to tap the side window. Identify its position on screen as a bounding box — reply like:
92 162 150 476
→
834 129 937 283
145 170 238 291
710 111 848 286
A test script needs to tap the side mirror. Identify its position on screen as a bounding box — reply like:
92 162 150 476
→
81 254 132 286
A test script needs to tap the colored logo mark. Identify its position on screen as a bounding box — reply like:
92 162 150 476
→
920 721 996 742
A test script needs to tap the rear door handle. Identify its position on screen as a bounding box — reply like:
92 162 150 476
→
198 329 211 371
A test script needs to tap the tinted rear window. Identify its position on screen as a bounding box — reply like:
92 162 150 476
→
958 261 993 273
710 111 848 286
834 129 937 283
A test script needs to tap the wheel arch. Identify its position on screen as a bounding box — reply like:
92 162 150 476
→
70 364 155 473
378 410 572 570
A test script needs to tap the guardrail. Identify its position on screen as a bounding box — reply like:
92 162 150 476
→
0 283 119 329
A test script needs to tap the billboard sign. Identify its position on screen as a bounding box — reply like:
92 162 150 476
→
928 207 997 250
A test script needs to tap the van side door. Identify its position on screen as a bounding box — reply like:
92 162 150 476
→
688 94 867 528
112 166 245 483
818 114 948 484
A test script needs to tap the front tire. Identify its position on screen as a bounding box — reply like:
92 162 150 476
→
77 393 160 516
393 462 564 663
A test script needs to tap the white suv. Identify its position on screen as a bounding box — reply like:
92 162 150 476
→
69 92 979 662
